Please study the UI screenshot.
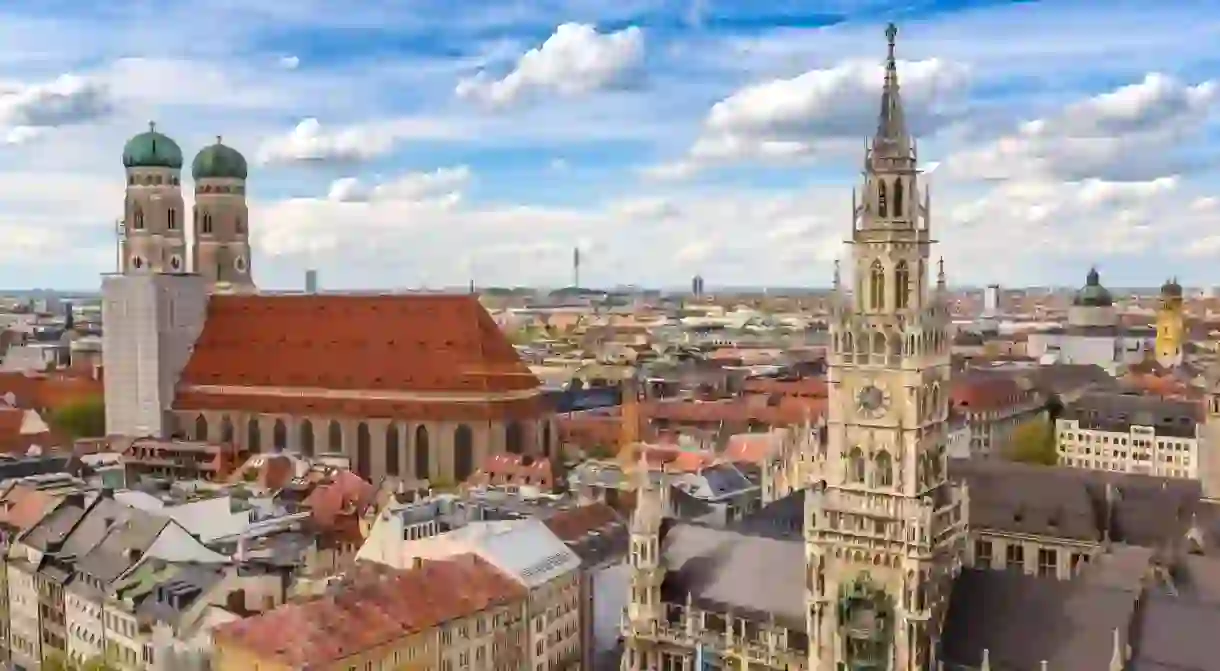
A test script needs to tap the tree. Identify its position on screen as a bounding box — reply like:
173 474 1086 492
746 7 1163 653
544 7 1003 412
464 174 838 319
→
1010 418 1058 466
43 652 119 671
48 396 106 439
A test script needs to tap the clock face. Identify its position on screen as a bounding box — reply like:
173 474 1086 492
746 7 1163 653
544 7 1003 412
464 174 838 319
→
856 384 890 416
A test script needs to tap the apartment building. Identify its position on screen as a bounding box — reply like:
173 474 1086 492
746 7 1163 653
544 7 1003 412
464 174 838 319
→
951 370 1045 458
1057 393 1201 479
211 554 527 671
364 516 583 671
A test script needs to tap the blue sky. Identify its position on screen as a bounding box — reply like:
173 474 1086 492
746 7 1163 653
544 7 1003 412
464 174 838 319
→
0 0 1218 290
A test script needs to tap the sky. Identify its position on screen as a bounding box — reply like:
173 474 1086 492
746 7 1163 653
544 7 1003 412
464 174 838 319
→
0 0 1218 291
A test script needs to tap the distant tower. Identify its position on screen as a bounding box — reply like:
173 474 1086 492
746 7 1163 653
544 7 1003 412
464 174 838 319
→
120 121 187 274
622 455 665 671
983 283 1000 316
105 124 210 439
691 274 705 297
305 269 318 294
1156 278 1185 368
191 137 254 293
573 247 581 289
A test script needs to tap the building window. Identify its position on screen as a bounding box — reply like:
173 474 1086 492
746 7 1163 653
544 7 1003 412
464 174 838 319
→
385 424 400 476
247 418 261 453
273 419 287 451
167 208 177 230
975 540 993 566
847 447 865 484
894 261 910 309
415 425 430 478
299 419 314 456
133 208 144 230
877 180 888 217
869 260 885 310
1037 548 1058 577
1005 543 1024 571
328 420 342 452
356 423 371 480
893 178 904 217
202 213 213 234
874 450 893 487
454 424 474 482
505 421 524 455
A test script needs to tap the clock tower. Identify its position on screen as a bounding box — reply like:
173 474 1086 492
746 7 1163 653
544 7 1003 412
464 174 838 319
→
804 24 967 671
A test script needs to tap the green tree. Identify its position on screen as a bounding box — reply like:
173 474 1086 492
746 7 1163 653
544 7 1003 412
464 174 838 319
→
48 396 106 439
1010 418 1058 466
43 651 119 671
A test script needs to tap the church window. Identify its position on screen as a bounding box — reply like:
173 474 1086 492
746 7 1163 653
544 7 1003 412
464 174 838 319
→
300 419 314 456
167 208 177 230
454 424 474 481
133 208 145 230
172 176 179 186
247 418 261 453
273 419 287 451
236 217 246 234
202 214 213 234
415 425 431 479
194 415 208 441
220 416 234 443
235 256 247 273
877 180 888 217
542 422 552 457
131 256 144 270
385 424 400 476
895 261 910 309
875 451 893 487
169 255 182 271
356 423 371 480
328 420 343 452
505 421 524 455
847 447 866 484
869 261 885 311
893 178 904 217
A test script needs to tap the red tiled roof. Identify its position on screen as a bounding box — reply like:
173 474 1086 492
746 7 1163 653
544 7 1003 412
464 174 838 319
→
174 294 542 417
303 469 376 527
950 375 1030 412
465 453 554 488
0 483 60 531
542 502 622 542
741 378 828 397
213 554 525 668
724 432 779 464
0 371 102 411
0 408 58 455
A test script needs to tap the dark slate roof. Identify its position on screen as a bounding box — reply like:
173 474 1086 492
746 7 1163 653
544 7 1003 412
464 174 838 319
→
941 566 1139 670
659 523 805 629
948 459 1201 547
21 492 91 552
76 507 170 585
1060 393 1200 438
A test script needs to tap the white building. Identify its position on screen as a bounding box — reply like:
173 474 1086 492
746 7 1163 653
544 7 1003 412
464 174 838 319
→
1057 393 1200 479
1025 268 1153 373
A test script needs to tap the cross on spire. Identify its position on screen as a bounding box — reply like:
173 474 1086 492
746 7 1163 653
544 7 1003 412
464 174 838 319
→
873 22 911 156
148 120 156 132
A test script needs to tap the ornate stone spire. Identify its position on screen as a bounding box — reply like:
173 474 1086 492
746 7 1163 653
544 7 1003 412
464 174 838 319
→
874 23 912 157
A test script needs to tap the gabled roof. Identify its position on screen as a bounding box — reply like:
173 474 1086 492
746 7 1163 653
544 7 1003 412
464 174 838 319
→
174 294 542 418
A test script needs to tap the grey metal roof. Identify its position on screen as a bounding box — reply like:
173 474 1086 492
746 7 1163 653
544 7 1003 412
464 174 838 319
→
1060 392 1200 438
449 518 581 588
75 507 170 585
659 523 805 629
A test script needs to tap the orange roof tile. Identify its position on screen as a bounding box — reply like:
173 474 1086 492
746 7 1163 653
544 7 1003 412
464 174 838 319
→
303 470 376 527
213 554 524 668
0 371 101 411
542 503 622 542
174 294 543 418
0 483 60 531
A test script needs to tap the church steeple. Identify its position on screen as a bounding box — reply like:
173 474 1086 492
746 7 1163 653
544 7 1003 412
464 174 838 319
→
873 22 912 158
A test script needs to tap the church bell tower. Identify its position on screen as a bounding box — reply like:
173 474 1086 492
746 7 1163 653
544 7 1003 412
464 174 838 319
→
805 24 968 671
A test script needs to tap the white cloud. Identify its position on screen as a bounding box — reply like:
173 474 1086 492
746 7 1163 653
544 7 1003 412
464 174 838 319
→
279 55 300 70
455 23 645 108
648 58 970 177
945 74 1218 182
256 117 464 165
0 74 112 142
325 166 471 205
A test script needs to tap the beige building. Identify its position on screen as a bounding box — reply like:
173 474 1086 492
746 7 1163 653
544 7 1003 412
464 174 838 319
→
211 554 527 671
1057 393 1201 480
361 516 583 671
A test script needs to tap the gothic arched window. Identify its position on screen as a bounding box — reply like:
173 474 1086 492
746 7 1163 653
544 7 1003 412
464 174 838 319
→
300 419 314 457
875 451 893 487
328 420 342 452
385 424 400 476
133 207 145 230
454 424 474 482
895 261 910 309
414 426 431 479
273 419 287 451
869 260 885 311
247 418 261 453
167 208 178 231
194 414 208 441
893 179 904 218
202 214 213 234
848 447 866 484
877 180 888 218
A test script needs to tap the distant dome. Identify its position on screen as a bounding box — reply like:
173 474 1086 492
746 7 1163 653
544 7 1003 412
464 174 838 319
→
1161 277 1183 299
192 138 248 180
122 122 183 170
1073 267 1113 307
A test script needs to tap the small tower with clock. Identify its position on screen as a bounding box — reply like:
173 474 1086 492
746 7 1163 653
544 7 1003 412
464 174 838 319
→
805 23 968 671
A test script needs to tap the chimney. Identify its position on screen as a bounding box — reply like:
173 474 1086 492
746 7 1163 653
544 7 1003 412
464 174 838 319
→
412 556 424 570
235 536 248 562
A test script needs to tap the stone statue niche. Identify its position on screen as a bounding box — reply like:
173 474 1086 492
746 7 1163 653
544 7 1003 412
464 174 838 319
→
837 571 895 670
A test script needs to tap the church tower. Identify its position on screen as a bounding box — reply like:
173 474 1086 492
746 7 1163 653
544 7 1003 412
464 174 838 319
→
622 456 666 671
120 122 187 273
806 24 967 671
1155 278 1184 368
191 138 255 293
103 124 210 440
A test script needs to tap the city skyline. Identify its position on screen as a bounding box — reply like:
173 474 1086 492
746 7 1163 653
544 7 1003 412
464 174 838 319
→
0 0 1216 290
